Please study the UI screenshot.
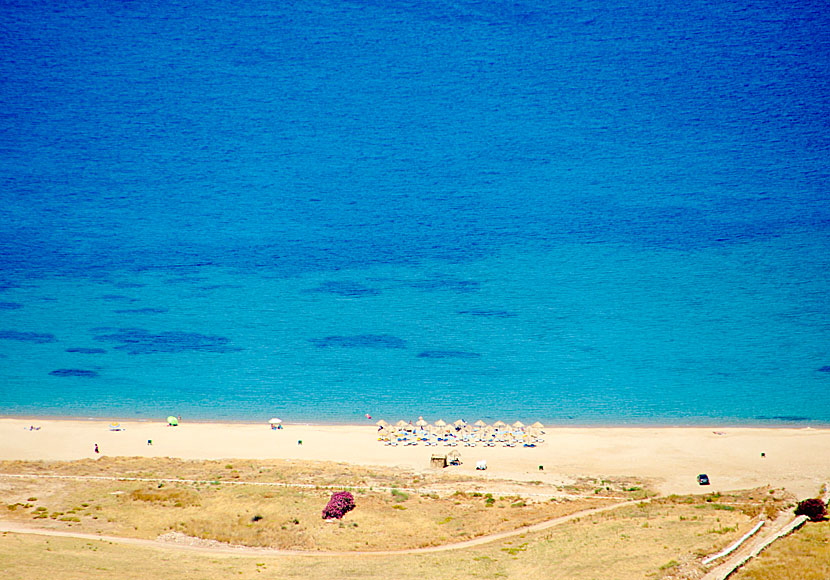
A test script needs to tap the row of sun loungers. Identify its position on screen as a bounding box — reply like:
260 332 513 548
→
381 432 544 447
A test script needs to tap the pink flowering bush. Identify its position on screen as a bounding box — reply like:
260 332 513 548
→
322 491 355 520
794 498 827 522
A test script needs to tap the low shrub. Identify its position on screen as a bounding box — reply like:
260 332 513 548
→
322 491 355 520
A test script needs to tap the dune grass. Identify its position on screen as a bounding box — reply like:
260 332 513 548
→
732 520 830 580
0 458 797 579
1 498 769 580
0 458 623 551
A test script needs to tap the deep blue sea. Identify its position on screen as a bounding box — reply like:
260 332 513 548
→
1 0 828 425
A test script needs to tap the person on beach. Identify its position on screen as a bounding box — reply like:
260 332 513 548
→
94 443 99 454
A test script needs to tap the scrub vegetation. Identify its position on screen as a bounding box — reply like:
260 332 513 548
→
0 458 800 579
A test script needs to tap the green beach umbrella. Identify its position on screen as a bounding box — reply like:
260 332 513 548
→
167 416 178 426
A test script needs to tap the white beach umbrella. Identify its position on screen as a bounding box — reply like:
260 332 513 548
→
269 418 282 424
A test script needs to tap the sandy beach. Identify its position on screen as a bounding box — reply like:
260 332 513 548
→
2 418 828 498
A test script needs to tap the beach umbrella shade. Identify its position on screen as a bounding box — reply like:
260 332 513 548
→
376 420 389 428
109 422 122 431
433 419 447 428
395 420 408 428
530 421 544 429
269 418 282 424
167 416 178 426
493 420 507 428
473 420 487 427
415 418 428 427
512 421 525 428
453 419 466 427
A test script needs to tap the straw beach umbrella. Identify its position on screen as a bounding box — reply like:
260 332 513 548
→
433 419 447 428
512 421 525 428
376 420 389 428
453 419 466 427
473 420 487 428
415 417 428 427
493 420 507 429
395 420 408 428
530 421 544 429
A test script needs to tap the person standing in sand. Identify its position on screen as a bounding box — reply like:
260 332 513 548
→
94 443 99 454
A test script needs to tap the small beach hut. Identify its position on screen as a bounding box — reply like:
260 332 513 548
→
430 454 447 469
167 416 178 426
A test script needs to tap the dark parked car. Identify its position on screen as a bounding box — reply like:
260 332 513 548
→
697 474 710 485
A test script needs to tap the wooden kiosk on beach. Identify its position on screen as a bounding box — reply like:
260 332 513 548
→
430 454 447 469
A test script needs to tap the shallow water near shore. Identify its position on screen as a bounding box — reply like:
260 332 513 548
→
1 0 828 425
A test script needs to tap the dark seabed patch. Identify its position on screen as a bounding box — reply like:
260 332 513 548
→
0 330 57 343
417 350 482 359
99 294 137 302
66 347 108 354
457 309 516 318
0 302 23 310
405 278 480 293
93 328 240 355
309 334 407 349
199 284 244 291
114 308 169 315
49 369 99 378
755 415 811 422
817 366 830 373
308 281 381 297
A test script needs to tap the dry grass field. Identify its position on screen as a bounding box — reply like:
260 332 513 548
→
0 458 634 551
0 457 803 579
732 520 830 580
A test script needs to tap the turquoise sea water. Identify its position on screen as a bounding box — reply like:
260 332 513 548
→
1 0 828 424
